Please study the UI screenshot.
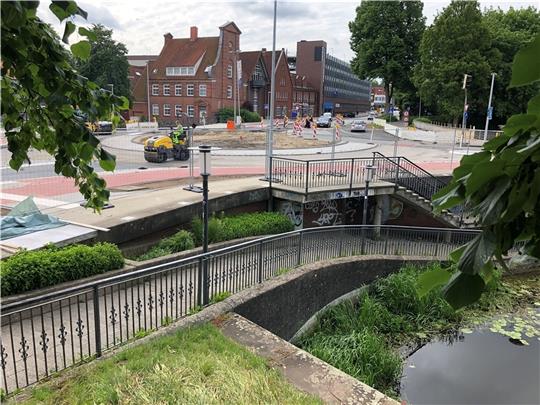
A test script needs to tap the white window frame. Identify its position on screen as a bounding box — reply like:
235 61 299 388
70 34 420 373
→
163 84 170 96
175 84 182 96
199 105 207 119
227 64 233 78
187 84 194 96
187 105 195 117
166 67 196 76
199 84 207 97
152 84 159 96
152 104 159 116
227 85 232 99
163 104 171 116
175 104 182 117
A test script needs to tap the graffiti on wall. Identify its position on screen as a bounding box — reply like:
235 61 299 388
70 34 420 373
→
277 200 303 229
303 198 363 227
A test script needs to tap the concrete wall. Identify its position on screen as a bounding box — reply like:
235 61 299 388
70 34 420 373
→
97 187 269 246
234 255 431 340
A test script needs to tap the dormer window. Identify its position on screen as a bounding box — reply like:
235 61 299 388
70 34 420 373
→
166 67 195 76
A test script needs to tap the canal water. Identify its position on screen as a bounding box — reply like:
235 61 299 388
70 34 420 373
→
400 326 540 404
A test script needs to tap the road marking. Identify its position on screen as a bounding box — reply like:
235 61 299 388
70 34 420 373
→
1 161 56 170
0 193 80 209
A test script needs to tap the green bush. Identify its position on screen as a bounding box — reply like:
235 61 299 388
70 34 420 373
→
409 116 431 125
216 108 261 123
191 212 294 245
1 243 124 296
240 109 261 123
216 107 234 123
137 230 195 261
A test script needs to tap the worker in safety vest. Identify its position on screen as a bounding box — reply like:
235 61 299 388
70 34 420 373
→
170 122 184 144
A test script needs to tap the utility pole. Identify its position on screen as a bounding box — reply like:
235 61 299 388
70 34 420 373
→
461 74 471 148
265 0 277 180
146 61 151 120
483 73 496 141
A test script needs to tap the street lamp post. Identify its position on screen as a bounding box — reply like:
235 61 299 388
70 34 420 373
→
362 165 375 227
484 73 496 141
461 74 472 148
198 145 212 305
265 0 277 180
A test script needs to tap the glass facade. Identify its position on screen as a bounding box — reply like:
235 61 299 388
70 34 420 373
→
323 54 370 101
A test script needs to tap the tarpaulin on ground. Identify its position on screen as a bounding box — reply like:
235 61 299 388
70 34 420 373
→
0 197 67 240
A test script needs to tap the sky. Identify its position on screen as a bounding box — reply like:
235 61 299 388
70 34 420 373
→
37 0 538 63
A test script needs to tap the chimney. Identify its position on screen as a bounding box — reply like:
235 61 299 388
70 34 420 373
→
164 32 173 44
190 26 198 41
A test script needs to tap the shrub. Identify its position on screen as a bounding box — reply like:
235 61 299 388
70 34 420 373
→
216 107 234 123
192 212 293 245
409 116 431 126
240 109 260 123
137 230 195 261
1 243 124 296
216 108 261 123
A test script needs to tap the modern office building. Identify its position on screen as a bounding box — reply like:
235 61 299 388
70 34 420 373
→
293 40 371 116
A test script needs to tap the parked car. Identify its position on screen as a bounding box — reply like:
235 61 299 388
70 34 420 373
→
367 113 375 121
316 116 332 128
350 120 367 132
323 112 332 119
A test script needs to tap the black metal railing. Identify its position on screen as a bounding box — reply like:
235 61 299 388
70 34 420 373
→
0 225 479 393
270 156 398 194
269 155 450 201
372 152 448 200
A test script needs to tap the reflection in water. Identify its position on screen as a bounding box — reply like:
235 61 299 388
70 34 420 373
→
401 330 540 405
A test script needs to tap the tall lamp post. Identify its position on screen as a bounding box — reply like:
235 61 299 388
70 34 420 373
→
461 74 472 148
199 145 212 305
362 165 375 227
483 73 496 141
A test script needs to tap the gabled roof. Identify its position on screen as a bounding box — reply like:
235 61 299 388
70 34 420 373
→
150 36 219 79
220 21 242 34
239 51 266 80
262 49 293 86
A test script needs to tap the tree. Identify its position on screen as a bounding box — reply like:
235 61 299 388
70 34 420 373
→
483 6 540 128
76 24 131 102
419 34 540 309
1 1 127 210
413 1 495 125
349 1 425 111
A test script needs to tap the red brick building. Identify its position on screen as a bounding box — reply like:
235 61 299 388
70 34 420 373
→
130 22 242 124
238 48 293 118
290 74 319 117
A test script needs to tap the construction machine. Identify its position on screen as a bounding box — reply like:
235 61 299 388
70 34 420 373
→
143 127 190 163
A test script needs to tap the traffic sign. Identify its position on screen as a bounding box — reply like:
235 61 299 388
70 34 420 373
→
487 106 493 120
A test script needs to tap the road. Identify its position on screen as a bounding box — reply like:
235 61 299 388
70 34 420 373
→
0 118 475 210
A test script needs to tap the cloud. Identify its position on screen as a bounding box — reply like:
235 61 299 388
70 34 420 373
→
77 2 123 30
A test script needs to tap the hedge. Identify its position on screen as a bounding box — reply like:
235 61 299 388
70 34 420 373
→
191 212 294 245
1 243 124 296
216 108 261 123
137 230 195 261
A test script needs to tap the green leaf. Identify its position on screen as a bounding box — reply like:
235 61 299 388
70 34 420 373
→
432 183 464 211
417 266 452 297
449 245 466 263
71 41 91 60
527 93 540 115
457 232 495 275
49 2 70 21
465 160 505 196
510 33 540 87
78 26 96 41
118 96 130 110
443 272 485 310
99 148 116 171
503 114 537 137
62 21 76 44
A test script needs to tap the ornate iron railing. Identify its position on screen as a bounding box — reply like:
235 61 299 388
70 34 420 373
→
0 225 480 394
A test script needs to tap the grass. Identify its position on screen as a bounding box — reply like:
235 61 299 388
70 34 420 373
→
297 263 540 398
22 324 321 405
